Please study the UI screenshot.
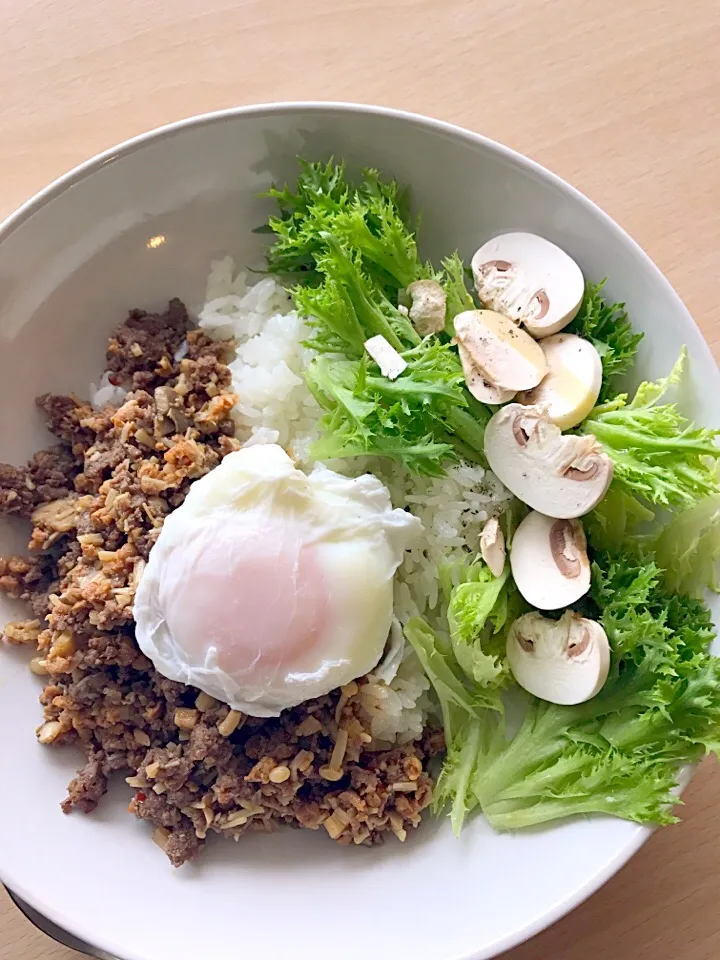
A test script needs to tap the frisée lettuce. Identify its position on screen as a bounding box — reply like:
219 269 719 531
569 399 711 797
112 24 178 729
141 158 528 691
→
265 161 492 475
581 349 720 507
416 546 720 831
266 158 720 839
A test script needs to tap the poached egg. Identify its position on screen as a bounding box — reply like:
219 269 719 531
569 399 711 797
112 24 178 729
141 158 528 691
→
133 445 421 717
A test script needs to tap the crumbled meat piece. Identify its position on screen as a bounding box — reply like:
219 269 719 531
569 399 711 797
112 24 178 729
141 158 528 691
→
61 758 108 813
186 722 234 766
36 394 98 449
0 446 77 519
106 299 189 382
29 447 79 502
0 463 35 517
0 554 54 603
0 299 439 867
165 824 203 868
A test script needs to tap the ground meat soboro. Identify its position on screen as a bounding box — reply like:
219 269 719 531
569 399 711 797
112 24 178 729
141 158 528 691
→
0 300 439 866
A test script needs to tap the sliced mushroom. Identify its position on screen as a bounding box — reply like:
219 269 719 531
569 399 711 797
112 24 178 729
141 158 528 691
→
510 511 590 609
480 516 506 577
471 233 584 338
506 610 610 705
406 279 447 336
154 384 188 436
454 309 547 392
484 403 613 518
458 342 516 405
518 334 602 429
364 335 407 380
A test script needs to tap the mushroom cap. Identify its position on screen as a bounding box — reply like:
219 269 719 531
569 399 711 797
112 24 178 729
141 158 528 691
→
483 403 613 518
406 279 447 336
457 341 516 405
518 333 602 429
454 309 547 391
480 516 506 577
506 610 610 705
471 233 584 338
510 511 590 609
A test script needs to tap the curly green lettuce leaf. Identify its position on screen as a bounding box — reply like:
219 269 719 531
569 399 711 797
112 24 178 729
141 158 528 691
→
476 730 680 830
585 481 654 553
404 616 502 835
264 159 418 292
420 547 720 832
473 551 720 829
446 560 525 690
433 716 484 835
440 252 476 327
567 280 644 401
262 158 351 284
266 160 493 475
304 340 488 476
330 197 434 293
653 495 720 597
403 618 481 743
297 235 420 355
582 349 720 507
415 552 525 833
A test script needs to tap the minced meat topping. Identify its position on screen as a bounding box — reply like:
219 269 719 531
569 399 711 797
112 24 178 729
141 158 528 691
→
0 300 439 866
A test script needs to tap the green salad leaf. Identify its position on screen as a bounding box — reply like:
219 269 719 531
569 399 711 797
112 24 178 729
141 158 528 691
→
440 252 476 327
653 494 720 597
404 615 499 836
265 159 492 475
403 618 482 744
582 349 720 507
264 157 720 842
405 553 524 833
264 158 420 294
585 482 654 553
426 548 720 831
305 340 490 475
262 159 351 286
447 560 524 691
295 236 420 356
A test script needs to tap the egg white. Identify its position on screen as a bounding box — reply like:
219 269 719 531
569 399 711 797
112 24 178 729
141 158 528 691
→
133 444 422 716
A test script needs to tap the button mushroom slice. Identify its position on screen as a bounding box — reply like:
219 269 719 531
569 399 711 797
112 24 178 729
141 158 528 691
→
364 335 407 380
457 342 516 405
510 510 590 609
506 610 610 705
484 403 613 518
518 333 602 429
471 233 585 338
453 309 547 392
480 516 506 577
406 279 447 336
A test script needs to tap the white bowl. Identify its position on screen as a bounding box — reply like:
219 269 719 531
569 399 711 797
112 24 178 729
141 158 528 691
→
0 103 717 960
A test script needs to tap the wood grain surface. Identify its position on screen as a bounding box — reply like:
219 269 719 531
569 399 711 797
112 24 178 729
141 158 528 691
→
1 0 719 958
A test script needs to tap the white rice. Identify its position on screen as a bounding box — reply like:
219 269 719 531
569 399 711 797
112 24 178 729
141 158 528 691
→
198 258 322 463
382 463 513 625
197 258 513 742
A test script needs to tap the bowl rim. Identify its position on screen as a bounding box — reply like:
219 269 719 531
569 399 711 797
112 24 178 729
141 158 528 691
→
0 99 709 960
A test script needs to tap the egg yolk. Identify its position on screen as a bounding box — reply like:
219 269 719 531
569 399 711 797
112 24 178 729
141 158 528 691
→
159 517 330 677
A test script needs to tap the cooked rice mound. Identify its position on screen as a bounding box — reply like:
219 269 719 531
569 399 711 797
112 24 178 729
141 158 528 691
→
0 300 439 866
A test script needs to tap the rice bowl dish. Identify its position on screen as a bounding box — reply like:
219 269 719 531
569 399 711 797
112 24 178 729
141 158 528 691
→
0 105 719 960
0 244 512 864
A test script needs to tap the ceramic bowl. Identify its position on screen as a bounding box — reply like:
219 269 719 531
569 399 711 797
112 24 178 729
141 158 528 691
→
0 103 717 960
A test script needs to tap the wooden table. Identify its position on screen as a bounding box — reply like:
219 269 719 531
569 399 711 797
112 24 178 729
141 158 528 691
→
1 0 719 957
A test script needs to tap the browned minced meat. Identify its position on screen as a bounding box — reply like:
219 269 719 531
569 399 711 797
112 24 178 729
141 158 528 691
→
0 300 439 867
0 447 78 518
